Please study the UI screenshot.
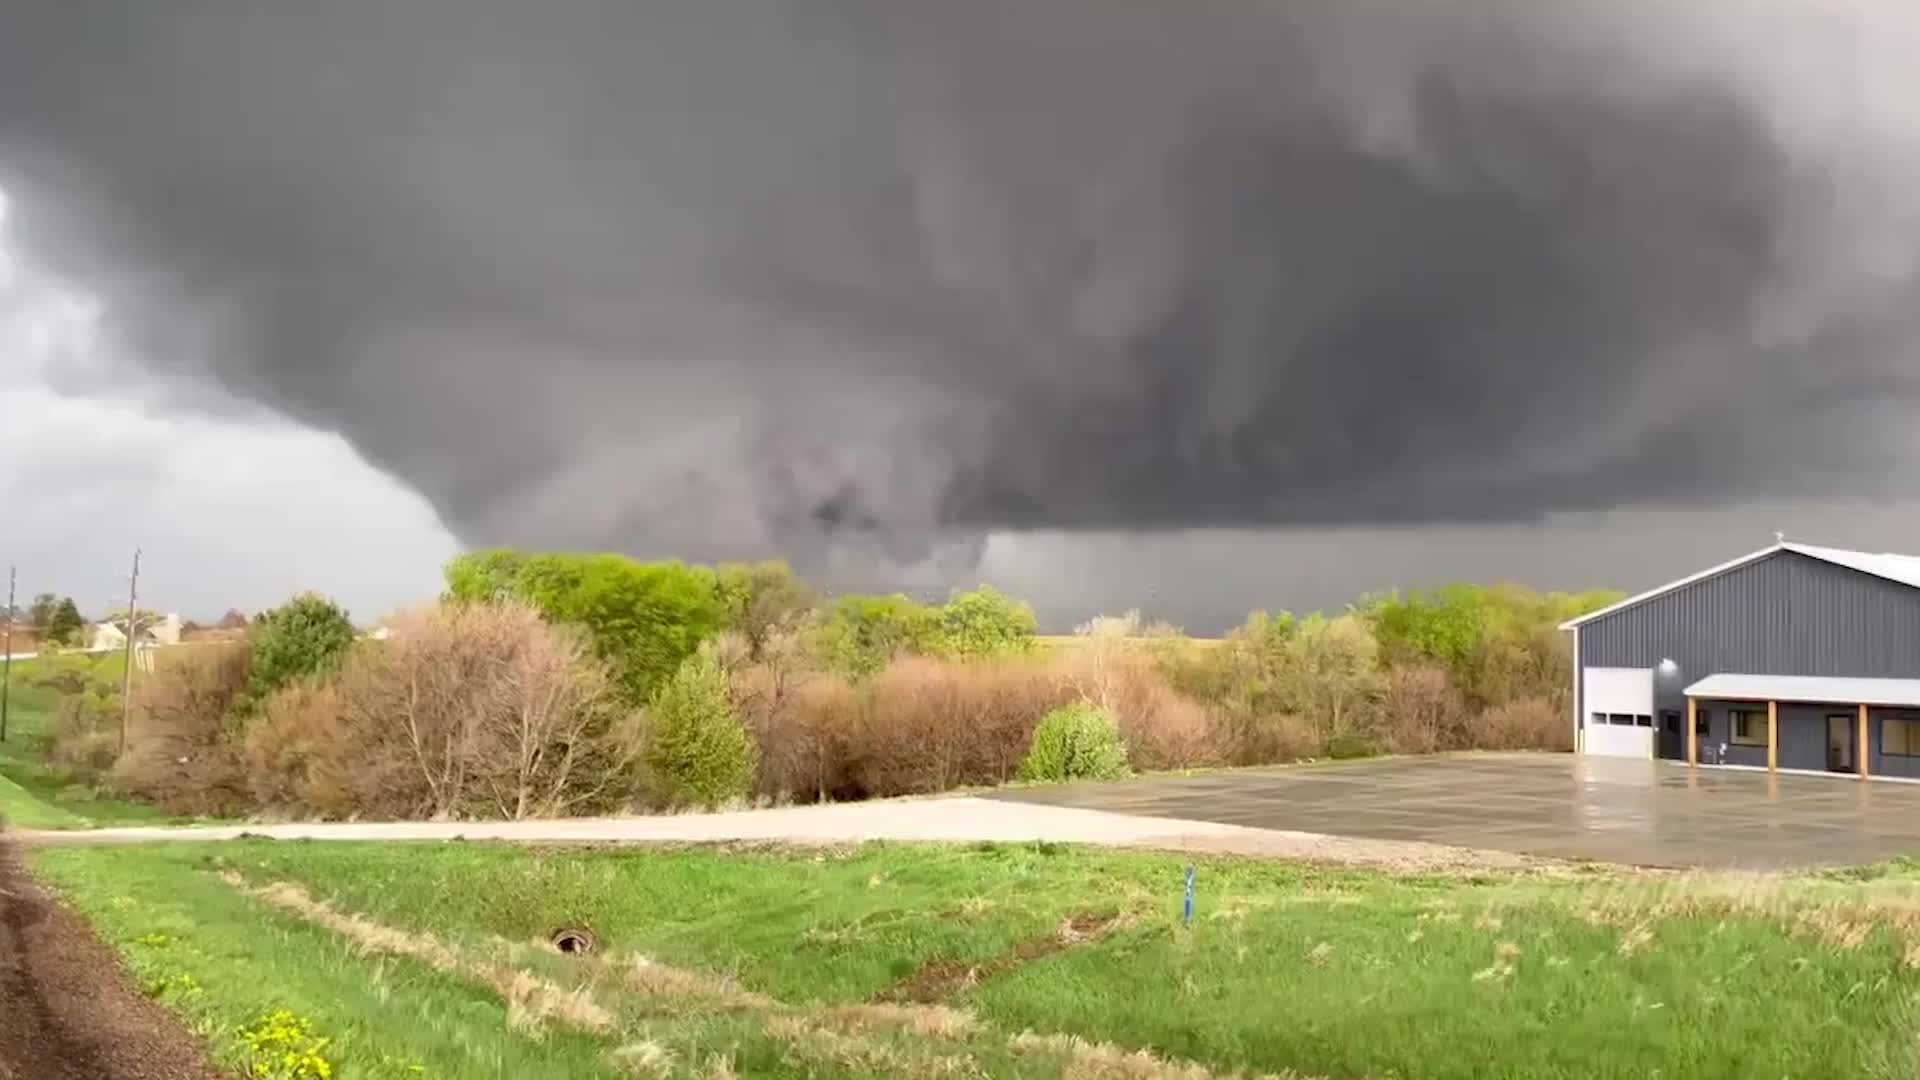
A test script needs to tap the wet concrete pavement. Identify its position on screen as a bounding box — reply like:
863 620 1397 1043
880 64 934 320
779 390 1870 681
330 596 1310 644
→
987 753 1920 868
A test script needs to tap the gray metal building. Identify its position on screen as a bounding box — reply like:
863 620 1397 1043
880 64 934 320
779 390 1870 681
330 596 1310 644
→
1562 542 1920 779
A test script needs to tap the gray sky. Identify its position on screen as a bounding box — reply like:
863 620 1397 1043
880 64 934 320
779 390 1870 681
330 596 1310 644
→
3 2 1920 630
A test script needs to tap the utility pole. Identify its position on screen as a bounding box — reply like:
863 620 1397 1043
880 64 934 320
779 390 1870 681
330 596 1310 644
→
119 549 140 757
1 565 14 744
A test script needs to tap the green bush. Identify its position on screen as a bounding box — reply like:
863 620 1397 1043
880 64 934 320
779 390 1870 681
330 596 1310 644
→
243 593 355 714
1017 703 1130 783
644 651 755 807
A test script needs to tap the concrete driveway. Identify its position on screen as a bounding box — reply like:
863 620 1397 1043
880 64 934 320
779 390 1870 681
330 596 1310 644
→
23 754 1920 870
989 753 1920 869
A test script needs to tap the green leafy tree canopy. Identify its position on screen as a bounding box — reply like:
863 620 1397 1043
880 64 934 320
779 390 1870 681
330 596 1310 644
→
934 585 1037 660
243 592 356 713
814 593 940 678
44 597 85 647
714 561 817 658
26 593 58 631
445 549 727 704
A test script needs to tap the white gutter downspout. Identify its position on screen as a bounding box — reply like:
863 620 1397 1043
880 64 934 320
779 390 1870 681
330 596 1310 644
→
1571 625 1582 755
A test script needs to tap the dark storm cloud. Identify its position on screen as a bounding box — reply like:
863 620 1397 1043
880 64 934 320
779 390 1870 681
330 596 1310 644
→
2 0 1918 574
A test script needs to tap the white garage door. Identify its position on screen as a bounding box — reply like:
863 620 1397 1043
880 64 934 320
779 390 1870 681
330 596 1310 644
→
1584 667 1654 758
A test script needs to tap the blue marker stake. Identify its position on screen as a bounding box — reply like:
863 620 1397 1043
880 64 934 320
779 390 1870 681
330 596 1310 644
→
1183 865 1196 925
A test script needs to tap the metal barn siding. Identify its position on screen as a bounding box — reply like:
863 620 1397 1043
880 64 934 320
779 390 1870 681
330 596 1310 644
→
1580 551 1920 680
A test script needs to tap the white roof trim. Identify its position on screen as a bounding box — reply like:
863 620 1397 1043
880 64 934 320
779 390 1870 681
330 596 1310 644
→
1559 544 1781 630
1559 541 1920 630
1685 673 1920 708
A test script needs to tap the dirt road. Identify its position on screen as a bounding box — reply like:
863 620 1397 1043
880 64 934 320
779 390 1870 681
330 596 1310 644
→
0 843 223 1080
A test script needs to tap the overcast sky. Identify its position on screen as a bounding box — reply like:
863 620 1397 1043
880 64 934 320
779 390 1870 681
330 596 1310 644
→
3 2 1920 631
0 197 458 624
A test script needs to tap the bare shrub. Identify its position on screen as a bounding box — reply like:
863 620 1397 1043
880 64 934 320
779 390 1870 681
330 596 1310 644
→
244 682 358 815
1057 646 1227 771
50 705 119 777
1469 697 1569 751
45 664 123 780
743 655 1065 800
739 648 1228 800
1382 665 1471 755
846 658 1062 797
1223 712 1325 766
246 602 642 820
735 662 855 803
112 644 254 816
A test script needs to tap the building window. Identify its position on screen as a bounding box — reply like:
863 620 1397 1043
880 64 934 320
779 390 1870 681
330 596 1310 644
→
1661 711 1680 734
1884 717 1920 758
1694 707 1710 735
1730 708 1770 747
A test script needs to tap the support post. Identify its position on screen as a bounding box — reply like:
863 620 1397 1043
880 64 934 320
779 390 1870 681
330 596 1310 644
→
0 565 13 743
1860 704 1871 780
1767 700 1778 772
118 549 140 758
1686 697 1698 767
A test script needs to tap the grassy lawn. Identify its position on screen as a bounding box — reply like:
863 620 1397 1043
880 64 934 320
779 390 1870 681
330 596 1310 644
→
31 839 1920 1079
0 652 175 828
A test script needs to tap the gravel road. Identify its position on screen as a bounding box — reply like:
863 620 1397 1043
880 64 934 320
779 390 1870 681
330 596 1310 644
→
16 796 1531 871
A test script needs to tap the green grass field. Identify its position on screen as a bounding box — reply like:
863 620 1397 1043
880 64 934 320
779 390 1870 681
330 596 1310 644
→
30 839 1920 1079
0 652 174 828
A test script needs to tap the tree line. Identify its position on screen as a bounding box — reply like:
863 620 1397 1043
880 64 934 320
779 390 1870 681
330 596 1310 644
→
30 548 1621 820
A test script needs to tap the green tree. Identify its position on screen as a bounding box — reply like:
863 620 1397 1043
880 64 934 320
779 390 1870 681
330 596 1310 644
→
814 593 939 678
243 593 356 713
442 548 530 604
644 650 755 807
1363 585 1491 673
102 608 166 637
933 585 1037 659
26 593 57 631
714 561 817 659
1284 612 1383 750
43 597 84 647
445 549 727 704
1018 703 1130 782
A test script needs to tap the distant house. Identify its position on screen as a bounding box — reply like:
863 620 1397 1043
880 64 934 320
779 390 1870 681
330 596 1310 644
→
0 624 39 658
1562 541 1920 780
90 613 184 651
